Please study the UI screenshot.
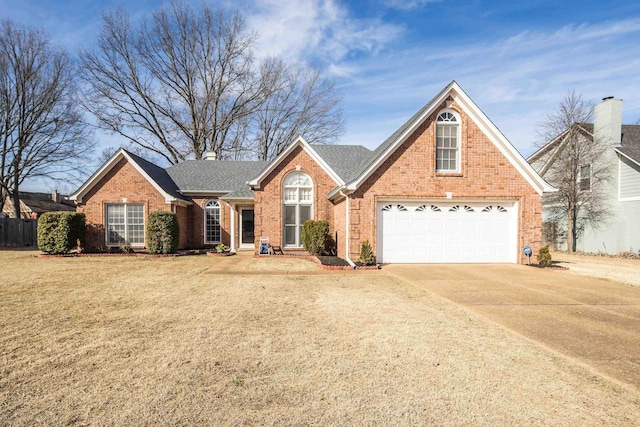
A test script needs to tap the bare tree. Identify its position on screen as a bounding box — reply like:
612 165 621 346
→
537 91 612 252
80 2 265 164
81 2 345 164
0 20 91 217
253 58 345 160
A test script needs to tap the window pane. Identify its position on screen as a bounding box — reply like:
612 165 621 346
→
285 206 296 225
108 225 125 245
285 226 296 245
299 205 311 223
284 188 297 201
205 202 221 243
299 188 312 201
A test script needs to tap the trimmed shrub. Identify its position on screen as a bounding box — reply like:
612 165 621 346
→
146 211 180 254
38 212 86 254
537 245 552 266
301 220 330 255
359 240 376 265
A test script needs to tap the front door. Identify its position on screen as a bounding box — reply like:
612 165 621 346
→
240 209 254 248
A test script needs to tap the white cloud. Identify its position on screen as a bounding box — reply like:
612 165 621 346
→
244 0 403 65
335 18 640 154
380 0 441 11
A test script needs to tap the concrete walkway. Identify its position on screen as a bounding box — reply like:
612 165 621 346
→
385 263 640 390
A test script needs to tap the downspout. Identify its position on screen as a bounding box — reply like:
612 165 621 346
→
340 190 356 267
230 203 236 253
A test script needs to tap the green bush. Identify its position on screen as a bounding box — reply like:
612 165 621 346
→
359 240 376 265
38 212 86 254
301 220 330 255
537 245 552 266
146 211 179 254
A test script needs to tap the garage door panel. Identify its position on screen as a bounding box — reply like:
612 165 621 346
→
377 202 517 263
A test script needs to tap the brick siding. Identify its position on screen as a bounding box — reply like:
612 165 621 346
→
349 101 542 263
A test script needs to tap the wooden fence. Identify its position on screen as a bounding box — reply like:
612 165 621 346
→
0 218 38 247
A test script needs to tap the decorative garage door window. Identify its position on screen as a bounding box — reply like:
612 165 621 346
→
205 200 221 244
381 204 407 212
106 203 144 246
283 172 313 247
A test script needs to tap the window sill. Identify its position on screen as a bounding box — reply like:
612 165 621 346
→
435 172 463 177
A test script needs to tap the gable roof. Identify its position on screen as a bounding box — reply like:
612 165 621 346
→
309 144 372 182
167 160 269 195
69 149 192 205
616 124 640 166
527 124 594 176
327 81 554 199
2 192 75 215
528 122 640 171
247 136 351 189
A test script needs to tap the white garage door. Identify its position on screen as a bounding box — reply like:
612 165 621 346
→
377 201 518 263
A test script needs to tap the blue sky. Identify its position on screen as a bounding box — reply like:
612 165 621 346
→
3 0 640 192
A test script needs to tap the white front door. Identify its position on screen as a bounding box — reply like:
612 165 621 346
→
376 201 518 263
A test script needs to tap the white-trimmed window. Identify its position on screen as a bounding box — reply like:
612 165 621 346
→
204 200 221 244
436 110 460 172
283 172 313 247
579 165 591 191
106 203 144 246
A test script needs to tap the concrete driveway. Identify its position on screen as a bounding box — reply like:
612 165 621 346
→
385 263 640 390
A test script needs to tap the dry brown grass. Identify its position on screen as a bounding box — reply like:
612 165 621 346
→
1 248 639 425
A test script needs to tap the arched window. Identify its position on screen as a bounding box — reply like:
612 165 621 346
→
436 110 460 172
283 172 313 247
204 200 221 244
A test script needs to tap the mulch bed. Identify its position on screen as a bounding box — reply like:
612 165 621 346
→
529 263 569 270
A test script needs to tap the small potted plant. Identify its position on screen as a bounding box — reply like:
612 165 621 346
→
215 243 229 254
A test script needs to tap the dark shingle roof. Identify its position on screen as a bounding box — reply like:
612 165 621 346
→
618 124 640 164
124 150 191 202
310 145 372 182
14 192 75 213
167 160 269 194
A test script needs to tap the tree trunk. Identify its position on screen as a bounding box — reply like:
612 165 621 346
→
567 207 575 252
12 178 20 218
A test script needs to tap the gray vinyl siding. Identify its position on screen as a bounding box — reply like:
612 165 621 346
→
619 156 640 200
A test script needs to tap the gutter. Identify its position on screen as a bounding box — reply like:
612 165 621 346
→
340 190 356 267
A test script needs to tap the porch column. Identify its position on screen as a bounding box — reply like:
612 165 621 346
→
230 202 236 252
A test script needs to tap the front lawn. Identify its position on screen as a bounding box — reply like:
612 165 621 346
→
1 249 638 425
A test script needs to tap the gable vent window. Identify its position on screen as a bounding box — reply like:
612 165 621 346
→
436 110 461 173
579 165 591 191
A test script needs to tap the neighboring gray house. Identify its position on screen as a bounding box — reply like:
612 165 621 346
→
528 97 640 254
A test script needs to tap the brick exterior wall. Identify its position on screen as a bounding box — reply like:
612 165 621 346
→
333 199 347 259
76 158 173 251
253 146 339 250
349 101 542 264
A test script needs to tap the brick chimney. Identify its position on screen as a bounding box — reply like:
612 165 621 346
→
593 96 622 146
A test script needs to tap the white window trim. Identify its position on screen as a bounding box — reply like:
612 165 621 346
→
105 203 145 247
435 109 462 173
578 164 591 192
283 172 314 248
204 199 222 244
